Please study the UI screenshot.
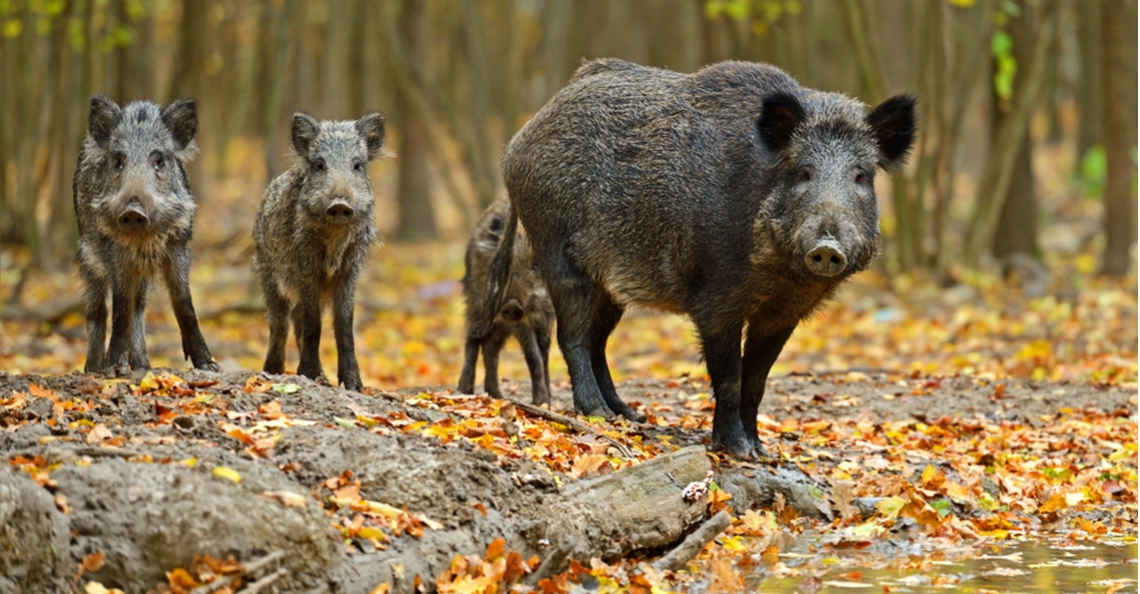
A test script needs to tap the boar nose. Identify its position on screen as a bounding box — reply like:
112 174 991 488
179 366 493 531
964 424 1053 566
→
805 237 847 277
325 199 355 221
500 299 524 322
117 201 150 230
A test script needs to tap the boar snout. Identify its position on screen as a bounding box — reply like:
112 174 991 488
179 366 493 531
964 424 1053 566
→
805 236 847 277
117 200 150 230
325 197 355 222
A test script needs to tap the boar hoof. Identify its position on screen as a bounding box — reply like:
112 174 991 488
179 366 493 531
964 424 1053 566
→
612 404 647 423
341 377 363 392
712 432 762 460
105 359 130 378
194 359 220 372
457 379 475 394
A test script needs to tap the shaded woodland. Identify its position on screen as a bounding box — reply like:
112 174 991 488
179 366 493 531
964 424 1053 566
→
0 0 1135 276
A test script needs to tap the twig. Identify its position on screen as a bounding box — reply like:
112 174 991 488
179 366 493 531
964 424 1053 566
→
651 510 732 573
523 540 572 586
6 447 147 461
507 399 635 459
237 567 288 593
189 550 285 594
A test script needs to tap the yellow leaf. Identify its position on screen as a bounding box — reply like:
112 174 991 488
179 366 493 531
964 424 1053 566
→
212 466 241 483
876 496 906 520
1039 492 1067 513
263 490 307 507
1064 491 1085 506
357 526 389 541
720 535 747 551
137 371 159 392
362 500 404 518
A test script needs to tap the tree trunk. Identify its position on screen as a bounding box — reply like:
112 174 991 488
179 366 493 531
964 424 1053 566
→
1100 0 1138 276
963 0 1056 264
991 3 1041 260
394 0 437 240
1076 0 1105 160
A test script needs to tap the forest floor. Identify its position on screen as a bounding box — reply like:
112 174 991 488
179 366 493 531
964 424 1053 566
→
1 226 1138 592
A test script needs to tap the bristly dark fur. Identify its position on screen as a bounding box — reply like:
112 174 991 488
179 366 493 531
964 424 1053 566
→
486 59 916 459
458 200 554 404
252 111 386 391
73 95 217 376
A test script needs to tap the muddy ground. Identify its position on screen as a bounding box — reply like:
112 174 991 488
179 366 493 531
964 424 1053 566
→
0 368 1135 593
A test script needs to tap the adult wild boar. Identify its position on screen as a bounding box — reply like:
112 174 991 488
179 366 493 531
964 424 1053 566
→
486 59 915 458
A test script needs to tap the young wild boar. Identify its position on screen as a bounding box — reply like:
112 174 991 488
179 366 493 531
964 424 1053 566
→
253 111 385 391
73 95 218 375
457 200 554 403
487 59 916 458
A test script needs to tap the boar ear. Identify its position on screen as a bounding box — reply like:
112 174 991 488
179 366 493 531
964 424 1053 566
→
292 112 320 159
356 111 386 161
867 94 916 171
162 98 198 152
758 91 806 154
88 95 122 148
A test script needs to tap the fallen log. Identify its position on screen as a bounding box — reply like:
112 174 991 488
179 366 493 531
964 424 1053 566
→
651 510 732 573
338 446 711 593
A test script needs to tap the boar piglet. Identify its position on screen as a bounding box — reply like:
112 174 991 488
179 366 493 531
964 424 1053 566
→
73 95 217 375
487 59 916 458
458 200 554 403
253 111 385 391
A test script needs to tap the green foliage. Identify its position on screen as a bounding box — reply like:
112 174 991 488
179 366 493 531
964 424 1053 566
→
991 30 1016 101
704 0 801 36
1080 145 1107 199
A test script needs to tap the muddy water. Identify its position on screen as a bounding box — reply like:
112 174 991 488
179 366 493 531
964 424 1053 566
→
749 536 1137 592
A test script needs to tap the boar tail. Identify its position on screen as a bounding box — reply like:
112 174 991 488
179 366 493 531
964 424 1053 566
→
479 203 518 338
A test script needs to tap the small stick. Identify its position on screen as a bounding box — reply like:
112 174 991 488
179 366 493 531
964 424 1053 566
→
523 540 572 586
189 550 285 594
237 567 288 593
651 511 732 573
508 399 635 459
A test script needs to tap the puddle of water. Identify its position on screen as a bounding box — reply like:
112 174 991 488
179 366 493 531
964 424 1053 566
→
748 535 1137 593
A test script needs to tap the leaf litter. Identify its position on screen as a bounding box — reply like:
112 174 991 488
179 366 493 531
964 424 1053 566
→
0 238 1136 592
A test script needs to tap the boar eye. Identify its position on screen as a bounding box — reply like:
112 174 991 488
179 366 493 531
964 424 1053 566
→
111 151 126 172
796 166 814 182
312 159 326 173
149 151 165 171
353 160 365 173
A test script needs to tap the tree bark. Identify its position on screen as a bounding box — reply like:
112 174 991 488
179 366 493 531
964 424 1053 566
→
1100 0 1138 276
1077 0 1105 160
963 1 1057 264
991 3 1042 260
393 0 438 240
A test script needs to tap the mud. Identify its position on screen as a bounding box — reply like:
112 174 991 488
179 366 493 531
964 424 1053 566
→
0 368 1134 593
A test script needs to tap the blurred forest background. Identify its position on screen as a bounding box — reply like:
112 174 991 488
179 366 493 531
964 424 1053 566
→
0 0 1136 386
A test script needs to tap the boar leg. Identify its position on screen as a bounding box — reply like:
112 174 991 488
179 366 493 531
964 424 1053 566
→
81 269 108 374
294 288 325 382
546 254 613 418
105 276 135 377
332 274 363 391
537 324 552 399
163 246 218 371
588 299 645 422
481 328 508 399
741 322 795 452
695 314 757 459
457 333 482 394
128 276 151 370
517 327 550 405
261 271 291 375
